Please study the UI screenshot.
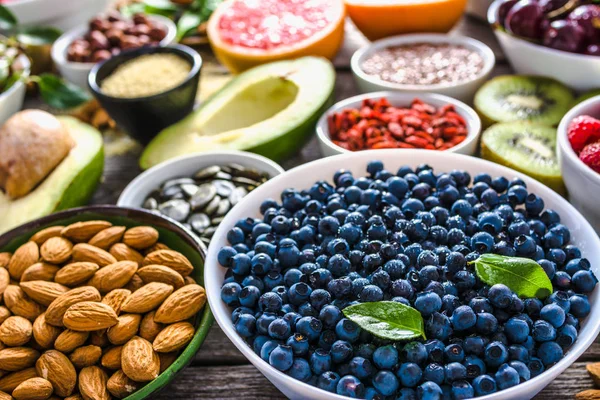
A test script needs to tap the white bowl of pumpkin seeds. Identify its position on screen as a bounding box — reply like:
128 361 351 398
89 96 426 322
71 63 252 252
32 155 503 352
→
117 151 285 245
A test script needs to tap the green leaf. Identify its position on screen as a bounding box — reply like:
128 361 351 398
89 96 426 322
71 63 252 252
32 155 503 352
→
177 10 201 40
0 5 17 31
37 73 90 110
471 254 553 299
17 26 63 45
119 2 146 18
3 70 22 92
144 0 178 17
199 0 223 20
343 301 426 341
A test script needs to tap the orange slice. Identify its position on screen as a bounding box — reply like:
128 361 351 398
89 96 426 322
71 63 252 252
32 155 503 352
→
207 0 345 73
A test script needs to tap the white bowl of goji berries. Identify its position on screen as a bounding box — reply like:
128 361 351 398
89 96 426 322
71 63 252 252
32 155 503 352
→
316 91 482 158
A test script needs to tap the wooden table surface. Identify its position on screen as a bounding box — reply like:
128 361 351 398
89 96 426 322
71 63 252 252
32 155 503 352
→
87 15 597 400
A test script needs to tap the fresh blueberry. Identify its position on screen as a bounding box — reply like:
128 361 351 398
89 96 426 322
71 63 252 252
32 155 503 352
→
444 362 467 383
336 319 361 343
310 349 332 375
495 363 520 390
484 341 508 368
287 358 311 382
260 340 280 362
414 291 442 317
472 374 497 396
528 357 545 378
269 344 294 371
397 362 423 387
569 294 591 318
505 317 530 344
372 370 399 396
296 316 322 341
488 284 513 309
268 318 291 340
317 371 340 393
426 312 453 341
540 303 566 328
417 381 443 400
402 342 428 365
532 320 556 342
336 375 365 398
221 282 242 306
331 340 353 364
572 270 598 293
476 313 498 335
450 305 477 331
234 313 256 337
509 360 530 382
464 355 486 378
537 341 563 366
373 345 398 370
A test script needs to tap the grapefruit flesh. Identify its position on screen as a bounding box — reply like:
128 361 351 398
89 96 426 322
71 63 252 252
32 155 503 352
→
208 0 345 73
346 0 467 41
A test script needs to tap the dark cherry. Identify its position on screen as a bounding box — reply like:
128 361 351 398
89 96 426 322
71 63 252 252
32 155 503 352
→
505 0 547 40
586 44 600 56
543 20 586 53
498 0 519 25
538 0 569 13
568 5 600 43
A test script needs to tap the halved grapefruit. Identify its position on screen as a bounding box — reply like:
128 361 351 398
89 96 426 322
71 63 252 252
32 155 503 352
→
207 0 345 74
346 0 467 41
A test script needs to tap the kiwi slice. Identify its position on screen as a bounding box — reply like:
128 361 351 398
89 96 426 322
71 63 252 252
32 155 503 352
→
474 76 574 127
481 122 566 195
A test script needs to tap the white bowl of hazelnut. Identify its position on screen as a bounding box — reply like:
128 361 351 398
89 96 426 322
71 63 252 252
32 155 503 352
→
51 12 176 89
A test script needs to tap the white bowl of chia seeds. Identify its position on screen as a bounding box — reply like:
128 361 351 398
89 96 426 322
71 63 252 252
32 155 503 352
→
117 151 285 246
351 34 496 103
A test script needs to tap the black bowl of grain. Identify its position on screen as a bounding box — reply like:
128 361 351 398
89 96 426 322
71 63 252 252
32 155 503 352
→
89 44 202 144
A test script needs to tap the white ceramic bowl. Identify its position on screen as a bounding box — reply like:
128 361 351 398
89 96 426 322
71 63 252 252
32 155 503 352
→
557 95 600 232
467 0 493 20
5 0 109 30
350 34 495 103
205 149 600 400
51 15 176 89
316 91 482 157
0 54 30 126
117 151 285 208
488 0 600 92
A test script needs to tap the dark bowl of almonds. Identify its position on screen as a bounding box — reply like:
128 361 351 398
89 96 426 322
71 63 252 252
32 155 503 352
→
117 151 285 247
51 11 176 88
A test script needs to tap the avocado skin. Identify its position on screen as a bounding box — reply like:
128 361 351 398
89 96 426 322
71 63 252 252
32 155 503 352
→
54 146 105 211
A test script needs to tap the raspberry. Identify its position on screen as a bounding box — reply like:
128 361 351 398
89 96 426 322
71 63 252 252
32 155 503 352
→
568 115 600 153
579 141 600 172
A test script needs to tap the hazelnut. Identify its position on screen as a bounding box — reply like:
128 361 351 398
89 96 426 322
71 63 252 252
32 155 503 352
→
134 24 150 36
105 29 123 46
124 23 137 35
133 13 149 25
149 26 167 41
107 11 122 22
89 17 110 32
137 34 151 45
92 50 112 62
89 30 109 51
67 45 91 62
112 21 127 32
120 35 140 49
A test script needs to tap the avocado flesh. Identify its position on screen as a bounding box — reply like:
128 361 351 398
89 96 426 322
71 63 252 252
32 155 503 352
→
140 56 336 169
0 117 104 234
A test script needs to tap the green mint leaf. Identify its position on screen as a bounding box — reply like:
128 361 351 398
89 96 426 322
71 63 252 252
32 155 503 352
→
343 301 426 341
0 5 17 31
143 0 178 17
119 2 146 18
471 254 553 299
176 10 201 40
17 26 63 45
37 73 90 110
199 0 223 20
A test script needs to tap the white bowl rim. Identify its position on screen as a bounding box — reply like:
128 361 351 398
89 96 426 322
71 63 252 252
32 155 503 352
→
488 0 600 61
315 91 482 155
205 148 600 400
51 14 177 71
350 33 496 91
557 95 600 188
117 150 286 207
0 53 31 101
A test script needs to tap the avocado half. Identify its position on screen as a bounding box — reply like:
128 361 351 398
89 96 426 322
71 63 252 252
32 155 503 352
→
0 116 104 234
140 56 336 169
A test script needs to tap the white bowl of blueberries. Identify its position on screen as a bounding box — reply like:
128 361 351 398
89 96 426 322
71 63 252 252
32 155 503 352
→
205 149 600 400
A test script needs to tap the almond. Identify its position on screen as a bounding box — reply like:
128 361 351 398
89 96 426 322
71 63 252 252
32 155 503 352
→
0 316 32 347
64 395 83 400
54 330 89 353
137 264 184 289
109 244 144 266
154 284 206 324
0 268 8 297
139 311 164 342
88 226 126 250
79 366 109 400
120 283 173 314
158 352 178 373
3 286 44 322
8 242 39 280
124 274 144 292
30 226 64 246
143 242 170 255
32 314 61 350
576 390 600 400
123 227 159 250
184 276 196 286
107 314 141 345
153 322 195 353
61 221 112 243
107 369 141 399
101 289 131 315
0 254 11 269
0 347 39 371
45 287 101 327
87 261 137 293
71 244 116 267
143 250 193 276
13 377 53 400
54 263 99 287
36 350 76 397
40 237 73 265
0 368 37 393
121 336 159 382
69 345 102 369
0 390 10 400
101 346 122 370
0 308 10 325
20 281 69 307
20 263 59 283
89 330 108 348
63 302 118 332
589 362 600 386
